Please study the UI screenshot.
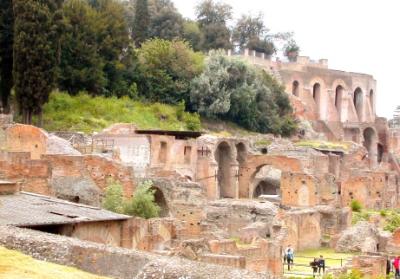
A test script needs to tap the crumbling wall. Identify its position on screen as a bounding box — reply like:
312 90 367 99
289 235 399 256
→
0 226 270 279
5 124 47 160
0 151 52 195
44 154 135 205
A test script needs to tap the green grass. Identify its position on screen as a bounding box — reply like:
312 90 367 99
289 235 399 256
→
40 91 201 134
294 140 351 151
284 248 354 278
0 246 108 279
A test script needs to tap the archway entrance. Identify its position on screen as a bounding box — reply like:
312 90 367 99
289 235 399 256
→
252 165 282 198
370 90 374 113
363 127 376 160
377 143 384 163
313 83 321 117
335 85 344 120
292 81 300 97
152 187 169 217
354 88 363 121
215 142 233 198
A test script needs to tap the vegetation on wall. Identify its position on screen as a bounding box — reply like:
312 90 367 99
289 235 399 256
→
102 179 160 219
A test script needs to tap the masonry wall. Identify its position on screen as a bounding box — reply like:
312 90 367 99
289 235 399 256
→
0 226 269 279
0 151 51 195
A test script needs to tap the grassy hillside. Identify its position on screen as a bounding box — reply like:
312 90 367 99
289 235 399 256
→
0 246 108 279
40 92 201 134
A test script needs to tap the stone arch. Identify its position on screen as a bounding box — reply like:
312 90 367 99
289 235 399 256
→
311 81 325 119
353 87 363 121
292 80 300 97
369 89 374 113
250 164 282 198
363 127 377 164
335 85 344 120
151 186 169 217
215 141 234 198
236 142 247 165
377 143 384 163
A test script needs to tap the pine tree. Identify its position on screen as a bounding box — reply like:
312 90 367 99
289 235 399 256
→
0 0 14 113
132 0 150 47
13 0 59 124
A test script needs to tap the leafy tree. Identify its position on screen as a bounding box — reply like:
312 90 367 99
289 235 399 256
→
59 0 106 95
232 13 276 56
13 0 60 124
0 0 14 112
124 180 160 219
132 0 149 47
182 19 203 51
102 179 124 214
138 39 204 104
148 0 184 40
284 39 300 61
91 0 133 96
190 51 296 135
195 0 232 51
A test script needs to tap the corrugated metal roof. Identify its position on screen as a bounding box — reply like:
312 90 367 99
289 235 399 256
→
0 192 130 227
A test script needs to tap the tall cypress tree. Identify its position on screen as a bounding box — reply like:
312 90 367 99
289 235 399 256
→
132 0 149 47
13 0 58 124
0 0 14 113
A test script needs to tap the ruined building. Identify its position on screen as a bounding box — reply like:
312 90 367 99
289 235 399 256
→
1 51 400 278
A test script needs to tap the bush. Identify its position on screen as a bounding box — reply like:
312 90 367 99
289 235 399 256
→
350 200 362 212
102 179 124 214
124 181 160 219
183 112 201 131
384 211 400 232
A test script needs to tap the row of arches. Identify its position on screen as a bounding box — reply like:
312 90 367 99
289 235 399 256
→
292 80 374 122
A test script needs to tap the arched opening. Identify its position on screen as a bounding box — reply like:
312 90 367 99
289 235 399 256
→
152 187 169 217
215 142 233 198
252 165 282 199
313 83 321 116
369 89 374 113
292 80 300 97
377 143 384 163
353 88 363 121
236 142 247 165
363 127 376 156
335 85 344 119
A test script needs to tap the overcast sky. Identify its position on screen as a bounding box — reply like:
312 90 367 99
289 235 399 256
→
172 0 398 119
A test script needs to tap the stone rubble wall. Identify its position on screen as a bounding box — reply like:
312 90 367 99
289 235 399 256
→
0 226 271 279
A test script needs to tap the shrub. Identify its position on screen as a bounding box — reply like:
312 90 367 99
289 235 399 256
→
183 112 201 131
102 179 124 214
350 200 362 212
124 181 160 219
384 212 400 232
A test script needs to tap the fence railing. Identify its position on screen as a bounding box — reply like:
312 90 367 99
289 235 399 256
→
283 256 346 278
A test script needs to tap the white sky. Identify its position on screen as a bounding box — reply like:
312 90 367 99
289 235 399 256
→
172 0 399 119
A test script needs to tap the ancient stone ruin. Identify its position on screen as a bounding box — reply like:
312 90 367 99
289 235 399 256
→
1 54 400 278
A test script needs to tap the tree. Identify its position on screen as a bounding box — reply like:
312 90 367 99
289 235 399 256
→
59 0 106 95
148 0 184 40
182 19 203 51
195 0 232 51
138 39 204 104
190 51 296 135
124 180 160 219
102 179 124 214
0 0 14 113
232 13 275 56
13 0 59 124
91 0 133 96
132 0 149 47
284 39 300 62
